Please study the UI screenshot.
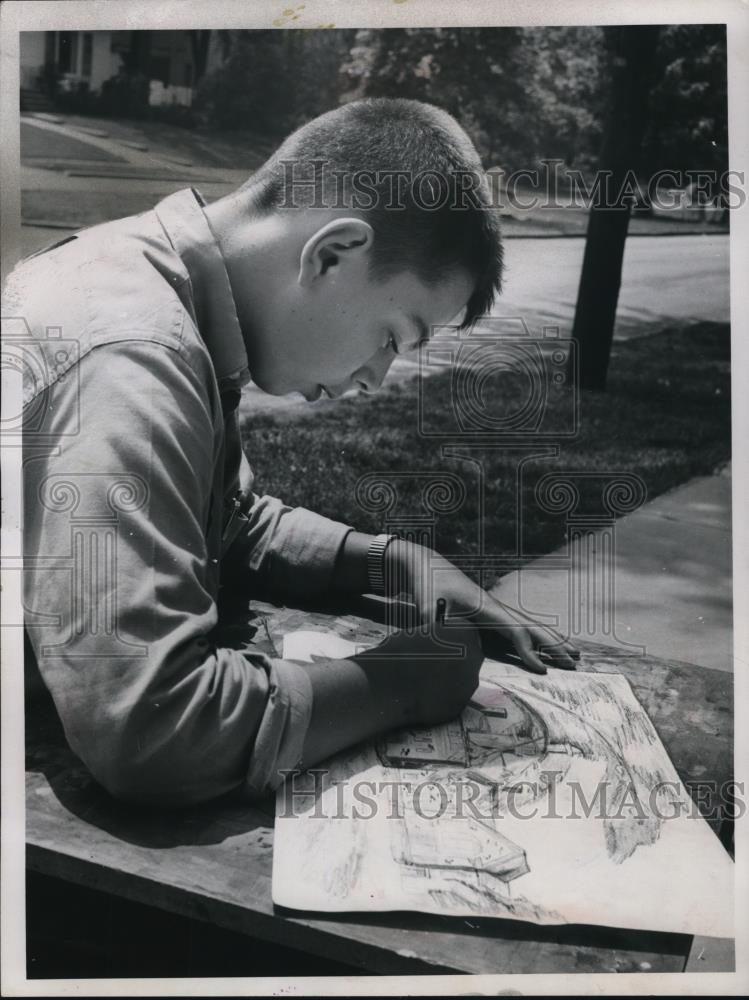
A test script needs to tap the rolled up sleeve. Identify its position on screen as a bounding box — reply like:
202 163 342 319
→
243 656 313 797
23 338 315 805
237 494 353 601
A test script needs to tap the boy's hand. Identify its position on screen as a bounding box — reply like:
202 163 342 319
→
385 540 580 675
358 616 484 728
299 615 483 769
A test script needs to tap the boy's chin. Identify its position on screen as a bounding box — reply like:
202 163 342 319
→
250 373 297 397
291 384 328 402
251 375 327 402
302 385 324 402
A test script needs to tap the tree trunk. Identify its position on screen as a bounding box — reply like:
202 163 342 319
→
568 26 661 391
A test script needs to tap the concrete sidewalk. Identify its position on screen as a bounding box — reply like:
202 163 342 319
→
490 465 733 673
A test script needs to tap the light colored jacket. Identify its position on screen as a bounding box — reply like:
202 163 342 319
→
4 188 353 805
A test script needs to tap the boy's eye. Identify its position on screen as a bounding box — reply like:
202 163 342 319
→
388 334 399 355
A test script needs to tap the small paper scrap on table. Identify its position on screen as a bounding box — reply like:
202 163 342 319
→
273 631 734 938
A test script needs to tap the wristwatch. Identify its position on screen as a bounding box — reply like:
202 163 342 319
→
366 533 397 595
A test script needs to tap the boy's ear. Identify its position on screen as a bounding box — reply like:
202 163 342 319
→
297 218 374 286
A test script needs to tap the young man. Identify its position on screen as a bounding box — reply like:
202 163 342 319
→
7 98 578 807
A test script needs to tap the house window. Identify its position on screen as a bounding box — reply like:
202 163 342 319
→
57 31 78 74
81 33 93 77
183 63 193 87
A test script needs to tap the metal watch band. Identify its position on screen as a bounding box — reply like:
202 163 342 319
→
366 533 397 595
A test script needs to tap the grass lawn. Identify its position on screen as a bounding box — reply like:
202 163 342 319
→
241 322 731 586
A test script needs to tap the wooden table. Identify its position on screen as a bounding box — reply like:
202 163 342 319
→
26 598 735 976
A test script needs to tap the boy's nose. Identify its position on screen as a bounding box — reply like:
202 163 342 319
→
352 350 394 394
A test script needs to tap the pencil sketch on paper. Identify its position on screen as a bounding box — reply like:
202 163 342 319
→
272 631 734 937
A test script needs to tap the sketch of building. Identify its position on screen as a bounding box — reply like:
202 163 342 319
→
376 685 553 893
395 807 529 881
372 671 686 894
377 717 468 768
376 686 549 768
273 635 734 937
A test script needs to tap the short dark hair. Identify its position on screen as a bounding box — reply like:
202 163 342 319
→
240 98 503 328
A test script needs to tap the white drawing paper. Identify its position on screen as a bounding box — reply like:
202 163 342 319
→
273 631 734 937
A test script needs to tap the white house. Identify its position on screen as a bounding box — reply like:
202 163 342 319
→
20 30 223 107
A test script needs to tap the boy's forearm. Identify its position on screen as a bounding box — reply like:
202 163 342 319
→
300 653 407 767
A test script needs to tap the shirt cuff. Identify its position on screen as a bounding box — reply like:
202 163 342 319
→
243 655 314 798
268 507 353 598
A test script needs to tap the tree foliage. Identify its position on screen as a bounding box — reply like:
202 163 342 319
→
341 27 534 165
195 25 727 176
519 27 606 171
642 24 728 175
195 29 355 135
340 26 606 171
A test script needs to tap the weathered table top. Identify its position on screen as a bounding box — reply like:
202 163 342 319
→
26 597 734 975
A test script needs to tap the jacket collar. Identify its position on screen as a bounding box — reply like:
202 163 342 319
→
154 188 250 394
